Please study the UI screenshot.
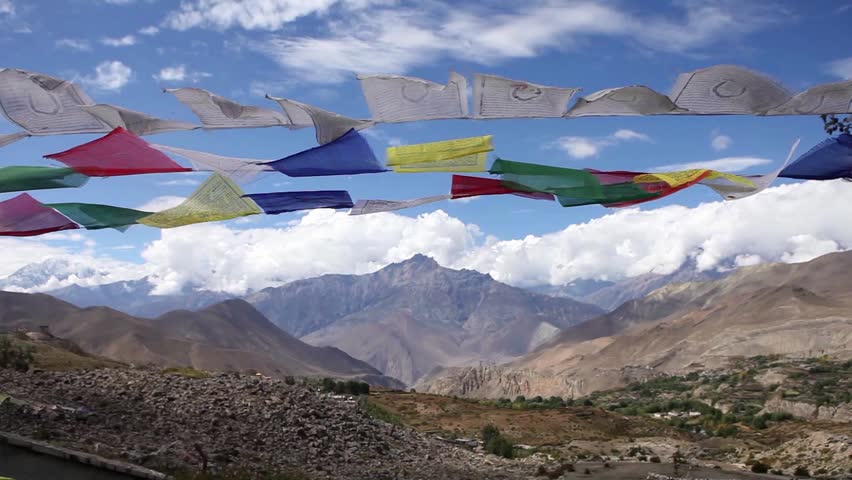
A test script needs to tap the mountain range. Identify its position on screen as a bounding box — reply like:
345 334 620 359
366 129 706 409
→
417 250 852 398
2 255 605 385
0 291 402 387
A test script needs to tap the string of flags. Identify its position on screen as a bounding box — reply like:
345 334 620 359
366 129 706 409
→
1 65 851 145
0 65 850 237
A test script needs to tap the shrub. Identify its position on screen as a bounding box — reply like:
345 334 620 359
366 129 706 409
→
649 456 661 463
486 435 514 459
481 424 500 445
481 424 514 459
751 462 770 474
793 466 810 477
0 336 34 372
514 395 526 403
583 468 591 475
284 376 296 385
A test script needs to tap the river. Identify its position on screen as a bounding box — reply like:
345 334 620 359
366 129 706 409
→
0 443 138 480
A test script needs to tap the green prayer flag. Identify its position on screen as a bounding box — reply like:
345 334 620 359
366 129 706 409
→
0 166 89 193
47 203 152 232
489 158 657 206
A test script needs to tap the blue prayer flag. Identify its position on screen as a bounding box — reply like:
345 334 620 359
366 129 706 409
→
779 134 852 180
264 129 387 177
244 191 354 215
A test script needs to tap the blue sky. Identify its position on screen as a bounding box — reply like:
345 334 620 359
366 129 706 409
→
1 0 852 293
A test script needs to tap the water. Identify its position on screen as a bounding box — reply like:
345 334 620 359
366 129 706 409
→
0 443 138 480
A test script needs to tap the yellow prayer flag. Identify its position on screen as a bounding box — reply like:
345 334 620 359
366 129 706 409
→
634 169 709 187
386 135 493 166
392 152 487 173
703 171 756 188
139 174 261 228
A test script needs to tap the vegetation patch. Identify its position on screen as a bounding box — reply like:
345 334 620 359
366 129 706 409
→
358 397 403 426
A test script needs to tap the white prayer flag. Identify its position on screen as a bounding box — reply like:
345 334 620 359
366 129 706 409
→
153 144 274 184
566 86 684 116
765 80 852 115
473 74 578 118
358 72 468 122
266 96 374 145
0 131 29 148
0 69 111 135
669 65 792 115
701 139 800 200
82 104 199 136
349 195 450 216
166 87 293 129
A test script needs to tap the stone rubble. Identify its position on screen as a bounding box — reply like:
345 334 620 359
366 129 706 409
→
0 368 536 480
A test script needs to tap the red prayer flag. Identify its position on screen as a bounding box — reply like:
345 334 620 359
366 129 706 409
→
451 175 554 201
0 193 79 236
44 127 192 177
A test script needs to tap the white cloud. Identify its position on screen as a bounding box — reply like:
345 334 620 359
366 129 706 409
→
153 65 212 83
80 60 132 91
7 180 852 294
139 25 159 35
157 179 201 187
711 133 733 151
56 38 91 51
137 196 186 211
163 0 379 31
142 209 482 294
101 35 137 47
555 136 604 159
0 0 13 16
612 129 650 142
827 57 852 79
656 156 772 173
554 129 651 159
245 1 781 83
128 180 852 294
103 0 135 4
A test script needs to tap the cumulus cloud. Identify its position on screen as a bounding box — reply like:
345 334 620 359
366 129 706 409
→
80 61 132 91
655 156 772 173
10 181 852 295
711 133 733 151
239 1 782 83
128 180 852 294
101 35 137 47
554 129 651 159
142 209 481 294
153 65 212 83
827 56 852 79
139 25 159 35
55 38 91 51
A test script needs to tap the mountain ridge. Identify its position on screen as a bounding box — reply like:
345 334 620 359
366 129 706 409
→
0 291 403 387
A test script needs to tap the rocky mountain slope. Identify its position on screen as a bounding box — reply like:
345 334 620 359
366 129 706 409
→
417 250 852 398
246 255 603 384
531 261 725 311
0 291 401 386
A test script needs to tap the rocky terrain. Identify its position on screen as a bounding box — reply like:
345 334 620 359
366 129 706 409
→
0 368 535 480
418 250 852 398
